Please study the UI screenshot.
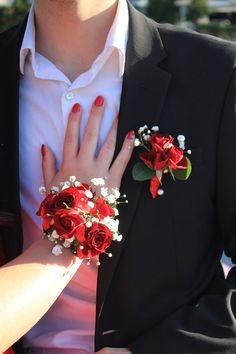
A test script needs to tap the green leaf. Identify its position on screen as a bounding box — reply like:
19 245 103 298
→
132 162 156 181
143 161 156 171
185 157 192 179
169 167 175 181
156 170 163 184
172 158 192 181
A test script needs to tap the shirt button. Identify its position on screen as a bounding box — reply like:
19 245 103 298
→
65 91 74 100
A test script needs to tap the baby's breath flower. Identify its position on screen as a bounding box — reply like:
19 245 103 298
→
114 208 119 216
52 244 63 256
91 178 105 186
107 194 116 204
138 125 148 134
113 232 119 240
51 186 59 192
117 235 123 242
101 217 119 233
144 134 151 141
177 135 185 150
151 126 159 132
86 221 92 228
177 135 185 142
63 240 71 248
134 139 141 147
61 182 70 190
88 201 95 208
101 187 108 197
112 188 120 199
39 186 46 194
85 190 93 198
69 176 76 183
52 230 59 239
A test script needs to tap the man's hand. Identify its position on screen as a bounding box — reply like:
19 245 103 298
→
95 348 132 354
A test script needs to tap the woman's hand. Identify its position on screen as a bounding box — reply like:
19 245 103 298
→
42 96 135 190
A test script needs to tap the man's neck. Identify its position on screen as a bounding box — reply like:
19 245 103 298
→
34 0 119 81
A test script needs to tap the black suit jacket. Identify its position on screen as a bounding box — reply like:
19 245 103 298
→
1 3 236 354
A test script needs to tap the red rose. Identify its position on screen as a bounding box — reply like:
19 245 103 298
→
37 186 91 217
150 134 174 152
140 137 187 172
37 192 57 217
53 209 85 239
42 215 52 232
77 222 113 258
167 145 184 169
140 150 168 170
91 196 115 219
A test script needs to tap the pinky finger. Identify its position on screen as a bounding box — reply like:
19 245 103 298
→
41 144 57 189
109 131 135 187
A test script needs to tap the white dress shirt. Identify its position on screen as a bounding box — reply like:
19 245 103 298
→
19 1 129 352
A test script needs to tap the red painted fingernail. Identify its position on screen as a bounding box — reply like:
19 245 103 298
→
94 96 104 107
127 130 135 140
41 144 46 157
72 103 81 113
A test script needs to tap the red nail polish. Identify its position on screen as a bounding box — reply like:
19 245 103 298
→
72 103 81 113
94 96 104 107
41 144 46 157
127 130 135 140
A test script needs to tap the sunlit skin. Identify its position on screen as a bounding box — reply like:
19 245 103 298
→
0 101 134 353
34 0 119 81
0 2 134 353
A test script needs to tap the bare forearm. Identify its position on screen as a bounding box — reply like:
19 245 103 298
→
0 239 82 352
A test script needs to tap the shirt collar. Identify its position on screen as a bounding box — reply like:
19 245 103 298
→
19 0 129 77
19 3 36 75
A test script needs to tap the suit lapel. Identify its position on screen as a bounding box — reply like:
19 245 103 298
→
0 19 27 213
0 19 27 260
96 3 172 318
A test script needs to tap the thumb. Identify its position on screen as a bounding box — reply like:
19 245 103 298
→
41 144 57 189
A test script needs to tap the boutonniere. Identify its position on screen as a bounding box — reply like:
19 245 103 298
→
132 125 192 198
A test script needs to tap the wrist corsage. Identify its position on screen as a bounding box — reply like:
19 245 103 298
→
37 177 125 265
132 125 192 198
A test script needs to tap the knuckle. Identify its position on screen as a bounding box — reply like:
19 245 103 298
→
85 130 96 142
91 106 104 117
